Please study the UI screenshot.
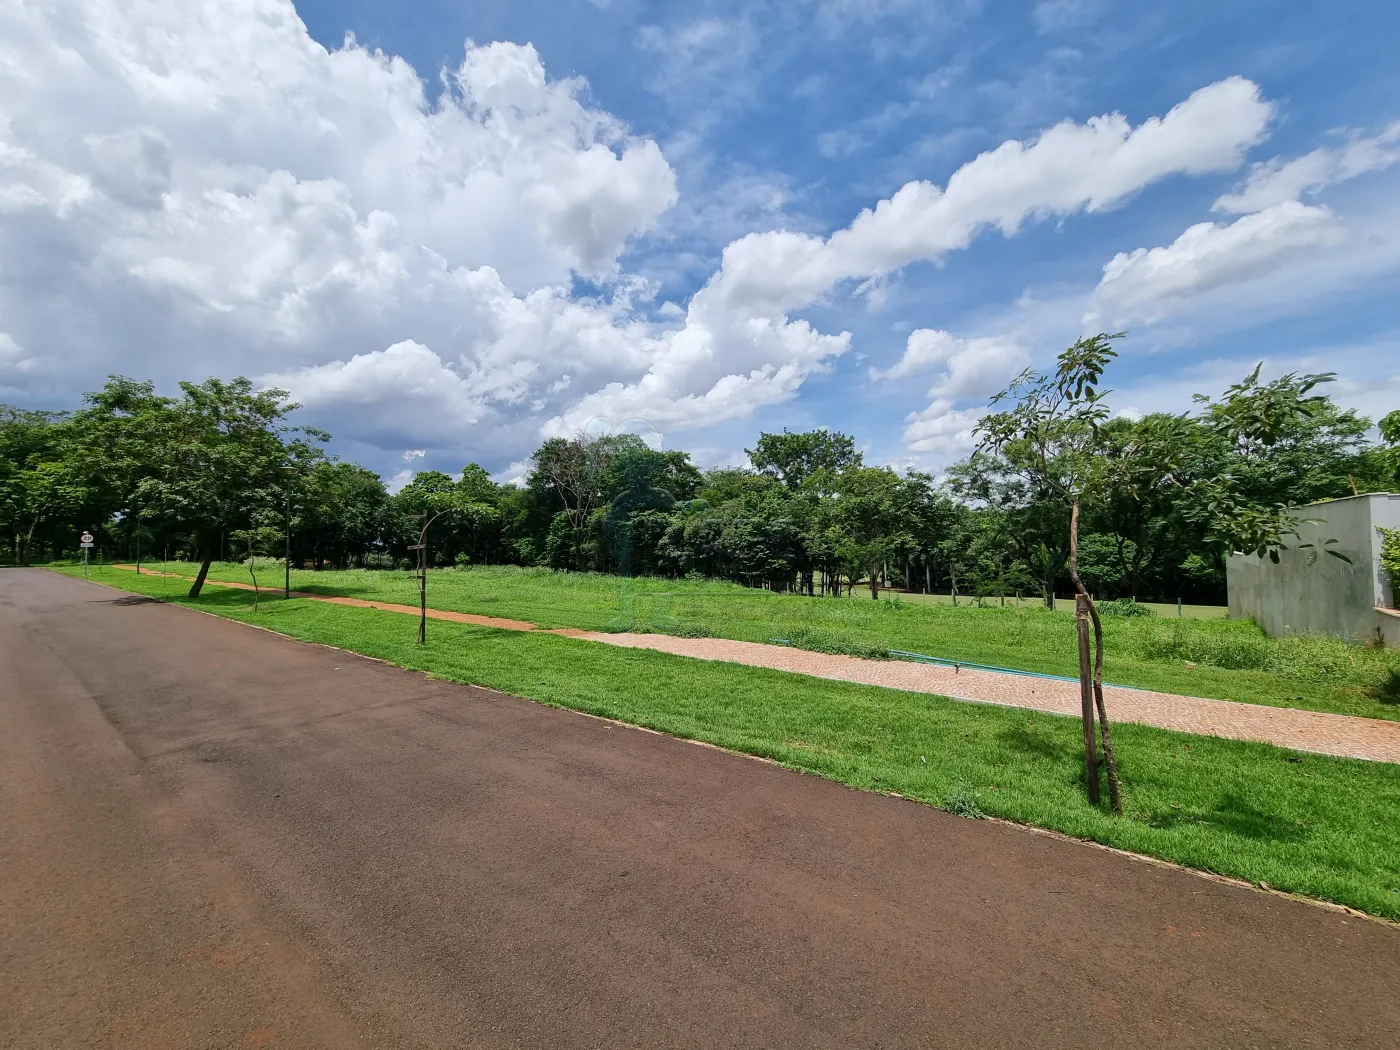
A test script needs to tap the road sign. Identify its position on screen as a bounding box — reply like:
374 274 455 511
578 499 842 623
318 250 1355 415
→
80 531 94 544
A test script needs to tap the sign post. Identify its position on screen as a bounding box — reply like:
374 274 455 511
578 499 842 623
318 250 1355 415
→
80 531 94 576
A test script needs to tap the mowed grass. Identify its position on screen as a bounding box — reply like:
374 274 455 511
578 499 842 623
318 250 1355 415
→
879 589 1227 620
57 564 1400 921
134 560 1400 721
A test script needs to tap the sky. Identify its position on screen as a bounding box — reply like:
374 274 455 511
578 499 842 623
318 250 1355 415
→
2 0 1398 490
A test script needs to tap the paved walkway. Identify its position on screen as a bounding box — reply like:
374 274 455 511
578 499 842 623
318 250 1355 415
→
108 566 1400 764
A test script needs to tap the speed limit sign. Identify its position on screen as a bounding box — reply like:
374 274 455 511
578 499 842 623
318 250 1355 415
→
80 531 94 548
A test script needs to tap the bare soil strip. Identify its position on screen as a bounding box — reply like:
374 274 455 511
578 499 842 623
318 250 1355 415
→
110 565 1400 763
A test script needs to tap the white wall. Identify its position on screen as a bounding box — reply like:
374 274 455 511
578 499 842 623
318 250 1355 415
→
1227 493 1400 640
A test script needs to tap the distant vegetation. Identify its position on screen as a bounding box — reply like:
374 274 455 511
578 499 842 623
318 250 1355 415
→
4 348 1398 608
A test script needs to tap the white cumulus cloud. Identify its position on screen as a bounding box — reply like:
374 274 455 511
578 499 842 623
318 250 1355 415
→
0 0 1279 472
901 400 985 458
1213 121 1400 214
264 340 487 448
0 0 675 460
544 77 1272 439
870 329 1027 398
875 330 1027 464
1089 201 1347 326
1088 120 1400 331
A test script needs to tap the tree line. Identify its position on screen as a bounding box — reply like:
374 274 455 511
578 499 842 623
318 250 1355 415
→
4 354 1397 605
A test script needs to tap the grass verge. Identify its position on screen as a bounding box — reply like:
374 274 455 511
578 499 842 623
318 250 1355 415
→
56 564 1400 921
115 561 1400 721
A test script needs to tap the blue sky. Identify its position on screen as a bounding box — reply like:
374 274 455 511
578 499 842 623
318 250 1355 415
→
2 0 1397 485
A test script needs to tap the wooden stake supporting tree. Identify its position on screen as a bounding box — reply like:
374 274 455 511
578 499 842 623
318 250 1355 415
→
247 536 261 612
976 333 1126 811
231 526 281 614
1074 592 1098 804
975 337 1355 812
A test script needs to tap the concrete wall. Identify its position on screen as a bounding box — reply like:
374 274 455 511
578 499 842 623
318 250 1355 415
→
1378 608 1400 647
1226 493 1400 640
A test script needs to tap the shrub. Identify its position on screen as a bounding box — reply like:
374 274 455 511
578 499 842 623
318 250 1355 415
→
1380 527 1400 604
1130 618 1400 685
779 628 891 660
943 791 986 819
663 620 713 638
1097 597 1156 618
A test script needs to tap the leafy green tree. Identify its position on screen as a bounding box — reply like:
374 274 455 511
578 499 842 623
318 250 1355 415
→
658 499 727 578
527 433 668 570
1189 366 1380 555
948 451 1069 607
0 408 87 564
1379 410 1400 488
728 489 804 588
830 466 906 599
65 377 172 552
602 447 678 575
126 378 321 597
394 470 461 566
979 341 1365 812
748 428 862 490
977 333 1128 810
1085 414 1198 600
295 460 391 569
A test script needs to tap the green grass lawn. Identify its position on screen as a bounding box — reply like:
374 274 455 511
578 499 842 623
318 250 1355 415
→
53 563 1400 921
122 560 1400 721
878 589 1228 620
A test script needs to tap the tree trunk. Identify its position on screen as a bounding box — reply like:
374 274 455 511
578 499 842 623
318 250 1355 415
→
1066 500 1122 813
188 546 214 598
925 562 931 595
1086 597 1122 813
1074 592 1100 805
869 562 880 600
1043 576 1055 610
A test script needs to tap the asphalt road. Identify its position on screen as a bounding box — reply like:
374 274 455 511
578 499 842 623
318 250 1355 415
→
2 568 1397 1049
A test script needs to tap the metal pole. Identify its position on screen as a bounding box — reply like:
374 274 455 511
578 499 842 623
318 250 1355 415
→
410 510 443 646
419 542 427 646
285 479 292 599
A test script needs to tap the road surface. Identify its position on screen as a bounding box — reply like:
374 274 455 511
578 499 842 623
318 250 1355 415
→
2 568 1397 1049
